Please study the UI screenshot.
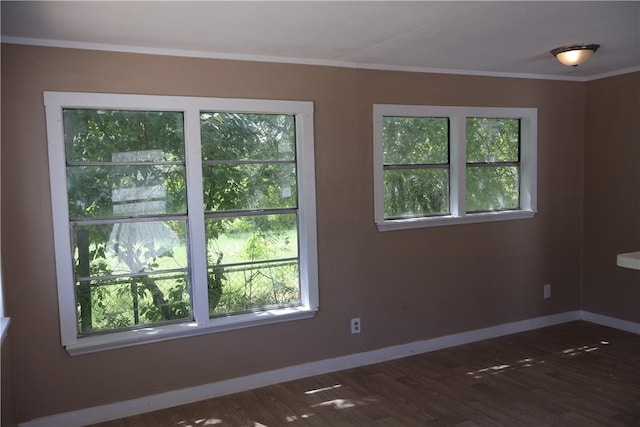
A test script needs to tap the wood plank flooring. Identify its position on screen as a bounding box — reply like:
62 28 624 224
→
91 321 640 426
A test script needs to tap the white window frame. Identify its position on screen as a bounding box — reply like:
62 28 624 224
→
44 92 318 355
373 105 537 231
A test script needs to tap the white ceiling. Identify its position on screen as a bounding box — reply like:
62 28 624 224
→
2 1 639 81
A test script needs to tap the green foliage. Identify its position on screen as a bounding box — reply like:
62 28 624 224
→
207 252 224 315
66 108 301 336
200 112 301 316
384 169 449 218
382 116 450 217
206 215 298 315
382 115 521 218
466 118 519 163
200 112 295 161
383 116 448 165
200 113 296 221
466 166 519 212
210 261 299 316
78 274 191 334
466 118 520 212
64 109 186 220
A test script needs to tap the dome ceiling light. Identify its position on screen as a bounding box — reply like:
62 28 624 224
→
551 44 600 67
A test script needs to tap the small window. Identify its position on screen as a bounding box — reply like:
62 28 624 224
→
373 105 537 231
382 116 450 218
45 92 318 354
200 112 301 317
465 117 521 213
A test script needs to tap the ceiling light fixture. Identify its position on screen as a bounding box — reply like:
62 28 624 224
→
551 44 600 67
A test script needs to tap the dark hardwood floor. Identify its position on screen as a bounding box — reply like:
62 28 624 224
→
92 321 640 426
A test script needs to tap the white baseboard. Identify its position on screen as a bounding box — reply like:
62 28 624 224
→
580 310 640 334
24 309 640 427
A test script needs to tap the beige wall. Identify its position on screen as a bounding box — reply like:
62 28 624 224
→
1 44 587 422
583 72 640 322
1 341 15 427
1 42 17 426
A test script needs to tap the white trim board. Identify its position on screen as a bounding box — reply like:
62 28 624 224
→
19 310 640 427
6 36 639 83
580 310 640 334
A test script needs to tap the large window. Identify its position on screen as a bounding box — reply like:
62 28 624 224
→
45 92 318 354
373 105 537 230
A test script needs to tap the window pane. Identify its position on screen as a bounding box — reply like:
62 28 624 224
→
202 163 296 212
383 168 449 218
466 166 519 212
466 118 519 163
67 165 186 219
383 117 448 164
63 110 185 163
206 214 298 266
201 113 295 161
209 261 299 316
201 110 303 318
73 220 188 278
76 272 191 335
206 214 299 316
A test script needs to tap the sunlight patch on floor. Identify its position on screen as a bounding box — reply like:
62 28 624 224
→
304 384 342 394
467 340 607 379
174 418 222 426
561 344 599 356
312 398 357 409
466 357 545 379
286 413 316 422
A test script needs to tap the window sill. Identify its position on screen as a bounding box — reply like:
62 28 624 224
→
66 306 317 356
617 251 640 270
1 317 10 345
376 209 536 232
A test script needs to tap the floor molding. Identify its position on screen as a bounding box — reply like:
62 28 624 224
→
21 310 640 427
580 310 640 334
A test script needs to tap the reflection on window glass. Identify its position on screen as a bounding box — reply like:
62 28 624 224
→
382 116 450 219
466 118 520 212
201 112 302 317
63 109 185 162
466 118 519 163
466 166 519 212
383 116 448 164
64 109 192 335
383 169 449 218
76 273 191 335
200 112 295 161
209 261 299 316
201 163 296 212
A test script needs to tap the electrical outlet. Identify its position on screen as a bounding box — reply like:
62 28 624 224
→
350 317 361 334
544 284 551 299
